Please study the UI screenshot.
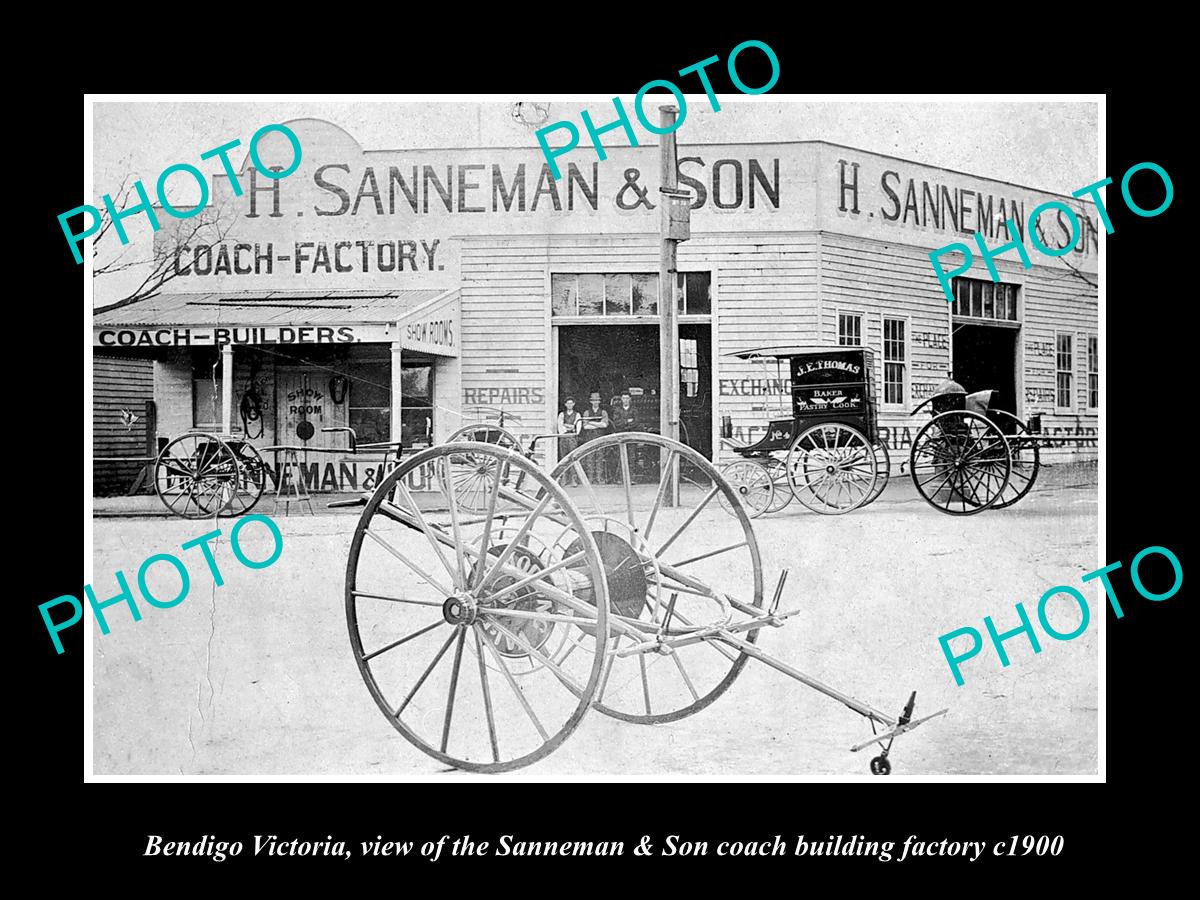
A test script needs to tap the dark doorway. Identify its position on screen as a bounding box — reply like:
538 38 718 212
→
558 324 661 432
557 324 713 459
953 324 1018 414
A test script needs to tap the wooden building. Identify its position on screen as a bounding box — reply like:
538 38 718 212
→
92 118 1098 494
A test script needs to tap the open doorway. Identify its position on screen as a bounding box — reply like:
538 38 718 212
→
953 324 1018 415
557 324 713 460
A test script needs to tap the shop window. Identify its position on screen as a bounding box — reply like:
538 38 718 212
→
348 363 391 445
676 272 711 315
191 350 222 430
400 365 434 447
952 277 1018 321
838 312 862 346
632 274 659 314
1087 335 1098 410
551 272 709 316
883 317 907 406
1056 333 1073 409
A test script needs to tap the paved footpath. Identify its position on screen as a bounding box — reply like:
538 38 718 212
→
90 470 1098 778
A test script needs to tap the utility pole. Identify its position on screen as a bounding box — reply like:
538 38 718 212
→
659 105 691 506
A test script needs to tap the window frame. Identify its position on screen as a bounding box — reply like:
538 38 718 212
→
837 309 864 347
880 313 910 410
1055 331 1074 412
1086 333 1098 411
951 275 1021 325
550 269 712 321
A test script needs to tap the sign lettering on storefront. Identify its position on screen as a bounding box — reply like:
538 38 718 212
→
93 324 392 347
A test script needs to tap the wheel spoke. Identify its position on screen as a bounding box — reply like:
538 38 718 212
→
394 626 460 718
482 617 588 695
472 463 505 591
668 541 750 569
364 527 455 598
476 494 553 594
482 551 589 605
474 624 550 741
642 449 677 541
654 485 720 558
440 626 467 753
440 456 470 588
670 651 700 701
639 654 652 715
473 627 500 762
395 484 463 590
362 619 446 662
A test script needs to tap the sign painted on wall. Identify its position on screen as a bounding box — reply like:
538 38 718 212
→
93 324 394 347
828 145 1099 272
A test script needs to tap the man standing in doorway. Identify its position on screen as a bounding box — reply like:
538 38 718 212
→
610 388 641 479
580 390 611 483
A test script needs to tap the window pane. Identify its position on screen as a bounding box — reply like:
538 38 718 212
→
604 274 632 315
677 272 686 313
970 281 982 317
632 274 658 314
551 274 577 316
982 281 994 319
952 278 963 316
884 362 905 404
1057 372 1072 408
685 272 711 314
578 274 604 315
401 366 431 404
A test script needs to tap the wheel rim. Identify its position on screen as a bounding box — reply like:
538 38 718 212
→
221 441 268 517
717 461 774 519
786 424 878 515
861 441 892 507
761 457 793 513
447 425 524 513
910 411 1012 515
154 433 238 519
550 432 764 724
986 411 1040 509
346 441 609 772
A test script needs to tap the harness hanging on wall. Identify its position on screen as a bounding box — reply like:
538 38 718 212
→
329 374 348 405
240 354 265 440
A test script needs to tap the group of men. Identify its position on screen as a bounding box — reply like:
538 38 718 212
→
558 389 641 482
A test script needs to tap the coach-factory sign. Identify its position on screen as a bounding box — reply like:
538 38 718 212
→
94 323 397 347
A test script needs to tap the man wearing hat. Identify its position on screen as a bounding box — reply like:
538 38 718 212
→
579 390 611 482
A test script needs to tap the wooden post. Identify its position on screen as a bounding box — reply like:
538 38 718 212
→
391 338 405 446
221 343 234 436
659 105 685 506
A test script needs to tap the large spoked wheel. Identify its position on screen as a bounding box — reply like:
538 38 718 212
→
446 424 525 512
786 423 879 515
861 441 892 508
987 410 1040 509
717 460 774 519
910 411 1012 515
221 440 269 517
154 432 238 519
551 432 764 725
346 442 610 773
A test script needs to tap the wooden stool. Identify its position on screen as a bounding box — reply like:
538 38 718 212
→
273 449 315 516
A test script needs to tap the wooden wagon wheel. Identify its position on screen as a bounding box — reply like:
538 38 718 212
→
762 456 793 513
860 441 892 508
221 440 269 517
550 432 764 725
717 459 775 519
446 423 526 512
786 423 879 515
346 441 610 772
909 411 1012 515
153 432 238 519
986 410 1040 509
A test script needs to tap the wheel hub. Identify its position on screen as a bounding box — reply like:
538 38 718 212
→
442 594 478 625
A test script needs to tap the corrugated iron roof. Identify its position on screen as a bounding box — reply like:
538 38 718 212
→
93 290 445 327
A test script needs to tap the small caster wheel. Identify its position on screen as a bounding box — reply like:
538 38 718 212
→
870 755 891 776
